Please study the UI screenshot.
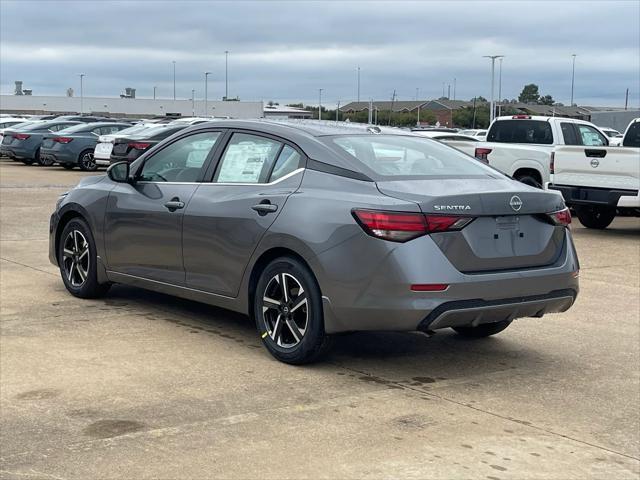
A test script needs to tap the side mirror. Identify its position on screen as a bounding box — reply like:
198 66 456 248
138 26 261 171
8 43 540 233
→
107 161 131 183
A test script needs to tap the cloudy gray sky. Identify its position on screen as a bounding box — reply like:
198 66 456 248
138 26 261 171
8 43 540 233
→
1 0 639 108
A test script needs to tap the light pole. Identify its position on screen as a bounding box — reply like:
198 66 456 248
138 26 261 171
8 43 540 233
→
483 55 504 123
570 54 577 106
498 57 503 116
224 51 229 101
153 86 157 100
318 88 323 120
172 60 176 101
78 73 85 115
204 72 211 116
336 100 340 122
357 66 360 102
191 89 195 116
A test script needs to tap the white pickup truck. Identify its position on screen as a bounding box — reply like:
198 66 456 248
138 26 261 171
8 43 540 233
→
548 118 640 229
476 115 611 188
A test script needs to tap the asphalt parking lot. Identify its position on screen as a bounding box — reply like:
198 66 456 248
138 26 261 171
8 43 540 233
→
0 158 638 479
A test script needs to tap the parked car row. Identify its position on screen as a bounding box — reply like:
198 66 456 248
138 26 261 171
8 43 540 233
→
0 115 212 170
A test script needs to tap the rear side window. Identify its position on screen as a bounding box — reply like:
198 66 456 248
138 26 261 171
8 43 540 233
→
623 122 640 147
487 120 553 144
270 145 301 181
560 123 580 145
328 135 495 178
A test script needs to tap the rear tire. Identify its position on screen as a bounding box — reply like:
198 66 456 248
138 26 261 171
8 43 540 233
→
58 218 110 299
575 205 615 229
515 174 542 189
453 320 512 338
253 256 330 364
38 150 54 166
78 149 97 171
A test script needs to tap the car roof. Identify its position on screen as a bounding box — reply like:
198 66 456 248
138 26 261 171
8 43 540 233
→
188 119 411 138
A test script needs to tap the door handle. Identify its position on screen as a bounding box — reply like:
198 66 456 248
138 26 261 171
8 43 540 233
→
164 197 185 211
585 149 607 158
251 200 278 215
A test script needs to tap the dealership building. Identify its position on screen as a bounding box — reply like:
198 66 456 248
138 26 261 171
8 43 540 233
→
0 94 263 119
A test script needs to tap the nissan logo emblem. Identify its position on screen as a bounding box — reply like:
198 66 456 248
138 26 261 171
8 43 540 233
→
590 158 600 168
509 195 523 212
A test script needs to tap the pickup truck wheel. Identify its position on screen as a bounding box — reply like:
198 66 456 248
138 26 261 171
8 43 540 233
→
515 174 542 189
575 205 616 229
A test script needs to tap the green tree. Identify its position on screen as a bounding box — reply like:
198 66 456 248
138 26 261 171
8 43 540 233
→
452 105 490 128
518 84 540 104
539 94 555 106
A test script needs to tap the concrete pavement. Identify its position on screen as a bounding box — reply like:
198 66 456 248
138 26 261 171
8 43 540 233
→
1 159 638 479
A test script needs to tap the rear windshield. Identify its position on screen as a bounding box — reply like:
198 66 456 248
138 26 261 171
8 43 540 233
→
57 124 93 134
487 120 553 144
149 126 185 139
326 135 497 179
623 122 640 148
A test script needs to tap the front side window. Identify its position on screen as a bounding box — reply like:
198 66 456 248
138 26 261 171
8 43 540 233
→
576 125 607 146
214 133 283 183
328 135 496 178
139 131 221 182
487 120 554 144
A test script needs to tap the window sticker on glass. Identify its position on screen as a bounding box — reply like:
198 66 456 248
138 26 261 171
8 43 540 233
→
216 134 282 183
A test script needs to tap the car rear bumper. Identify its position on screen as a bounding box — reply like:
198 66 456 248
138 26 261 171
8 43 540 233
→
40 147 75 164
417 289 576 331
316 228 580 334
549 183 639 208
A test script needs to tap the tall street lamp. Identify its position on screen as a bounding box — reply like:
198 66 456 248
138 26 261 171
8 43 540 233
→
153 85 157 100
357 66 360 103
172 60 176 100
224 51 229 101
498 57 504 116
204 72 211 116
78 73 85 115
483 55 504 123
191 89 196 116
318 88 323 120
570 54 577 106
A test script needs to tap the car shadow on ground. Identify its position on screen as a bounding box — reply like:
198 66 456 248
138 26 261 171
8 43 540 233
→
104 284 564 382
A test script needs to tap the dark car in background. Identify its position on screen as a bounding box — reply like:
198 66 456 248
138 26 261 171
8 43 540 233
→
39 122 131 170
0 120 81 164
53 115 119 123
109 124 187 164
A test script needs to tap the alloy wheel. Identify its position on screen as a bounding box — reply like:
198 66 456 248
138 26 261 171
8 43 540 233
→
62 230 90 287
262 272 308 348
81 152 96 171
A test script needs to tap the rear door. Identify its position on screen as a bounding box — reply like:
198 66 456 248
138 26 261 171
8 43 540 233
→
104 130 223 284
183 131 305 296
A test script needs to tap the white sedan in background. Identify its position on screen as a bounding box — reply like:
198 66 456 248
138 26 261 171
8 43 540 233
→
412 131 479 156
599 127 624 146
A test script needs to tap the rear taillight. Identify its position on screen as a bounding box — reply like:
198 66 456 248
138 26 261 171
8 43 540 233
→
53 137 73 144
129 142 151 150
13 133 30 140
352 209 473 242
548 207 571 227
550 151 555 174
475 147 492 163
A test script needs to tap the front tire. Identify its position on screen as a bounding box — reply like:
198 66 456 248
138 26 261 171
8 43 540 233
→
575 205 615 229
58 218 110 298
253 256 329 364
453 320 512 338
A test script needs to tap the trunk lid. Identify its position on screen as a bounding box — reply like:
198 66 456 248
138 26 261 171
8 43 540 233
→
377 177 567 273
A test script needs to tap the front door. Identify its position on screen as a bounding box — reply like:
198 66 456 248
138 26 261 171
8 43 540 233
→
183 132 305 296
104 130 223 284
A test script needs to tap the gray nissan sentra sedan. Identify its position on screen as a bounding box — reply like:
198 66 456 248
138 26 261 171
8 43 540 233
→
49 120 579 364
